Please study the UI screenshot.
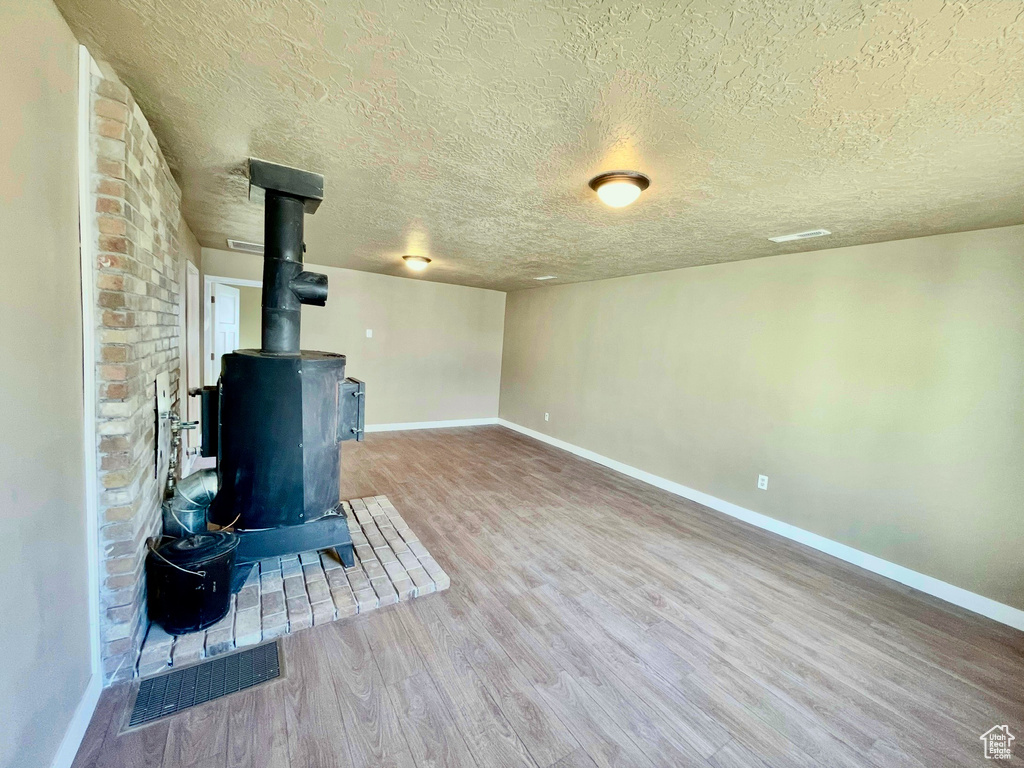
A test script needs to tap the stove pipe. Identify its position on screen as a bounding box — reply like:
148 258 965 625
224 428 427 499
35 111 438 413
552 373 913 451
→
249 159 328 353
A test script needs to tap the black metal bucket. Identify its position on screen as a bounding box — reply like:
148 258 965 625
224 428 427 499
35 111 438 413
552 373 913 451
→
146 531 238 635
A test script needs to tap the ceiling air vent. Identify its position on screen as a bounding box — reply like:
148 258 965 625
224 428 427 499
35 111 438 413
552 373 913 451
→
226 239 264 254
768 229 831 243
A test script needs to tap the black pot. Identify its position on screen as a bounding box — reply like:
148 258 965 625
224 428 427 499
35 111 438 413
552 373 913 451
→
146 531 238 635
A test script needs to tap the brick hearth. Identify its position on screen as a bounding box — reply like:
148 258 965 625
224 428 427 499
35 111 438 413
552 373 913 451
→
136 495 449 676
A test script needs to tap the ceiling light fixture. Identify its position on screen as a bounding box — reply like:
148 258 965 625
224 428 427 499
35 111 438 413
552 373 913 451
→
588 171 650 208
402 255 431 271
534 276 557 281
768 229 831 243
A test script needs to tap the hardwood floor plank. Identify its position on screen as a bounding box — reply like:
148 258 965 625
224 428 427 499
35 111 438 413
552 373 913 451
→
226 683 290 768
319 620 417 768
533 671 658 768
282 631 356 768
161 699 228 768
533 583 729 758
548 748 599 768
441 583 564 688
361 603 428 686
706 739 773 768
386 672 480 768
397 599 538 768
98 719 171 768
437 618 580 767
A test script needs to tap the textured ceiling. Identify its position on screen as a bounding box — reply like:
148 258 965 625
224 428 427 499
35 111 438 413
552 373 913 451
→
57 0 1024 291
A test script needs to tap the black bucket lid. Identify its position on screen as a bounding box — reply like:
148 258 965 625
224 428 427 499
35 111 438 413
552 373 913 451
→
156 531 238 568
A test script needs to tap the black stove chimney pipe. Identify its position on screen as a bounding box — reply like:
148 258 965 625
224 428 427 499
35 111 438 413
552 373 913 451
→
248 159 327 354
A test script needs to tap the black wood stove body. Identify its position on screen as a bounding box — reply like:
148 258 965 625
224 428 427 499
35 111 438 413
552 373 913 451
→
201 159 364 576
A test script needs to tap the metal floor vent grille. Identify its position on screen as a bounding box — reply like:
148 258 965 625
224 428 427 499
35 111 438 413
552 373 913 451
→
129 642 280 727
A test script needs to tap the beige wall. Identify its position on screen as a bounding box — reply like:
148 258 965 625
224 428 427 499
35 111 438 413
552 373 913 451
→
203 249 506 425
0 0 92 766
500 226 1024 610
237 285 262 350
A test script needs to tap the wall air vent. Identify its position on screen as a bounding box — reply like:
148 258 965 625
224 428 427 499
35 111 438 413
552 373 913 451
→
226 239 265 254
768 229 832 243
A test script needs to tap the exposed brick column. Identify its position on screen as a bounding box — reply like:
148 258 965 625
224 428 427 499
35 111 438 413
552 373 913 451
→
88 60 187 682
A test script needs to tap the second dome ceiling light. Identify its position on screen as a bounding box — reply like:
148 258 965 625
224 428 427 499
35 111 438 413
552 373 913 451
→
403 255 431 271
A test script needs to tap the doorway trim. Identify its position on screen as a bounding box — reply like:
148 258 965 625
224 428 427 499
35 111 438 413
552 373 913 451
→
203 275 262 385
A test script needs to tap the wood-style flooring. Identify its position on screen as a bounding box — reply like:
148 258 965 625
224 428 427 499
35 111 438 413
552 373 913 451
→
73 425 1024 767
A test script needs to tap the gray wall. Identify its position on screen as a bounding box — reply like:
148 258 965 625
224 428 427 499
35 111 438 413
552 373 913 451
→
237 285 261 350
501 226 1024 610
203 248 506 426
0 0 93 765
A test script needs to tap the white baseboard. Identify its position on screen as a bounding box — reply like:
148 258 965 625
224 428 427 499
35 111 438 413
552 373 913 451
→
50 673 102 768
366 417 499 433
496 419 1024 633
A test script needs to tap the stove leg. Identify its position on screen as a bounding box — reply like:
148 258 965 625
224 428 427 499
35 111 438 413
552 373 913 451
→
230 562 256 593
334 544 355 568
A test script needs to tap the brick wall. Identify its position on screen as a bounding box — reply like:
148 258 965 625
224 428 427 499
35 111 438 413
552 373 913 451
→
88 60 198 682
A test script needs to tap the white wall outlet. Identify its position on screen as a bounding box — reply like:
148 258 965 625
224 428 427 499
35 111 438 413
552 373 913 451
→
757 474 769 490
366 329 373 338
544 412 550 422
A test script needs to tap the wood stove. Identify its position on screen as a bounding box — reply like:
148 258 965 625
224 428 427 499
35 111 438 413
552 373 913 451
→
200 159 364 576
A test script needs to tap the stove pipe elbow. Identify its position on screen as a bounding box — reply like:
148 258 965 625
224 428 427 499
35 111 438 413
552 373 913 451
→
163 468 219 538
249 159 326 355
172 468 219 512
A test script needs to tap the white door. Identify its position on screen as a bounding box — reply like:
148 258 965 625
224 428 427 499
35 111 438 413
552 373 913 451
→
210 283 240 384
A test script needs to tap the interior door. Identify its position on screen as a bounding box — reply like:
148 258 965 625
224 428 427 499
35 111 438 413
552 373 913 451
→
211 283 240 384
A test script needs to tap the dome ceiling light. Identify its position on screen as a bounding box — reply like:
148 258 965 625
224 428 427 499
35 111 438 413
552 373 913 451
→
402 255 431 271
588 171 650 208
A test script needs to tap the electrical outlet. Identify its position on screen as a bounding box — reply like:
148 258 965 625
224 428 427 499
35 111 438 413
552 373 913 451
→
366 329 373 338
544 412 549 422
757 474 769 490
